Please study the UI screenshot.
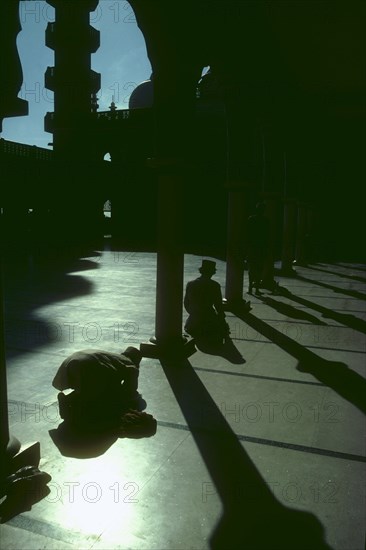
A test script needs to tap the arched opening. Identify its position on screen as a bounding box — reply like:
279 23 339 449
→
91 1 152 111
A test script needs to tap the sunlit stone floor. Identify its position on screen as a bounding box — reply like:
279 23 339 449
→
0 243 365 549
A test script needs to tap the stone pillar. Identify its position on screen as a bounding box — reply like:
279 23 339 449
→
140 68 199 359
0 260 40 479
140 158 195 359
155 172 183 346
295 202 308 266
222 91 253 310
0 1 40 481
261 192 280 289
225 182 251 307
280 198 297 276
0 270 20 473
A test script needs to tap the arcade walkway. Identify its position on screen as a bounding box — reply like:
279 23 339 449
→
0 245 365 549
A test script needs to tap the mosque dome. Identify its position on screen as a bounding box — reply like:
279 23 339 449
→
129 76 154 109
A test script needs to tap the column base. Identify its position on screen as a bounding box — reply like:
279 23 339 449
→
140 336 196 359
4 436 21 460
2 441 40 477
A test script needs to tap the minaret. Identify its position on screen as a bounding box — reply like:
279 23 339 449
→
44 0 100 158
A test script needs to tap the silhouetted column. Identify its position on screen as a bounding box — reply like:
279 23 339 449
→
261 192 280 289
281 198 297 276
295 202 308 266
225 183 250 305
156 160 184 342
140 69 199 358
0 269 20 472
0 1 40 480
0 259 40 480
223 94 252 309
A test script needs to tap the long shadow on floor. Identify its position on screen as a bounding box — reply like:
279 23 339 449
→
296 274 366 301
2 246 100 359
333 263 366 273
257 295 327 326
161 358 330 550
230 307 366 415
194 337 246 364
277 286 366 334
305 265 366 284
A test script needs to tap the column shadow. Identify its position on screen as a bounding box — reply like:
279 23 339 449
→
305 265 366 284
160 357 331 549
257 295 328 326
277 286 366 334
230 307 366 415
296 274 366 301
2 246 100 359
333 263 366 273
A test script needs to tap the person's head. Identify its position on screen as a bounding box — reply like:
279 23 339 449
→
199 259 217 278
122 346 142 368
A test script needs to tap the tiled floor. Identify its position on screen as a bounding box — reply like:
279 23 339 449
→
0 244 365 549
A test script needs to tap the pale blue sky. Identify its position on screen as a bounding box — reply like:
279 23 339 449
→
1 0 152 149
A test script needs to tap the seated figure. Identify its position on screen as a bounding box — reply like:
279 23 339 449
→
184 260 230 347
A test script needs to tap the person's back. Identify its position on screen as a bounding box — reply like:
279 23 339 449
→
184 260 229 344
184 277 221 317
52 348 138 392
53 347 142 430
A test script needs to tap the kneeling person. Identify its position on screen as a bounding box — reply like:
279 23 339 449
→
52 347 142 429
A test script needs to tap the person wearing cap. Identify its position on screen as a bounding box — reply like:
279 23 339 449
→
52 347 142 428
184 260 230 346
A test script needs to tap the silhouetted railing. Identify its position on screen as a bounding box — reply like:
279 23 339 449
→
0 139 53 161
94 108 153 122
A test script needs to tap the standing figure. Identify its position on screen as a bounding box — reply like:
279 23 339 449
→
184 260 230 347
247 202 270 294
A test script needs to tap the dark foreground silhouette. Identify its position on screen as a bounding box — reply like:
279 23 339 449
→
0 466 52 523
